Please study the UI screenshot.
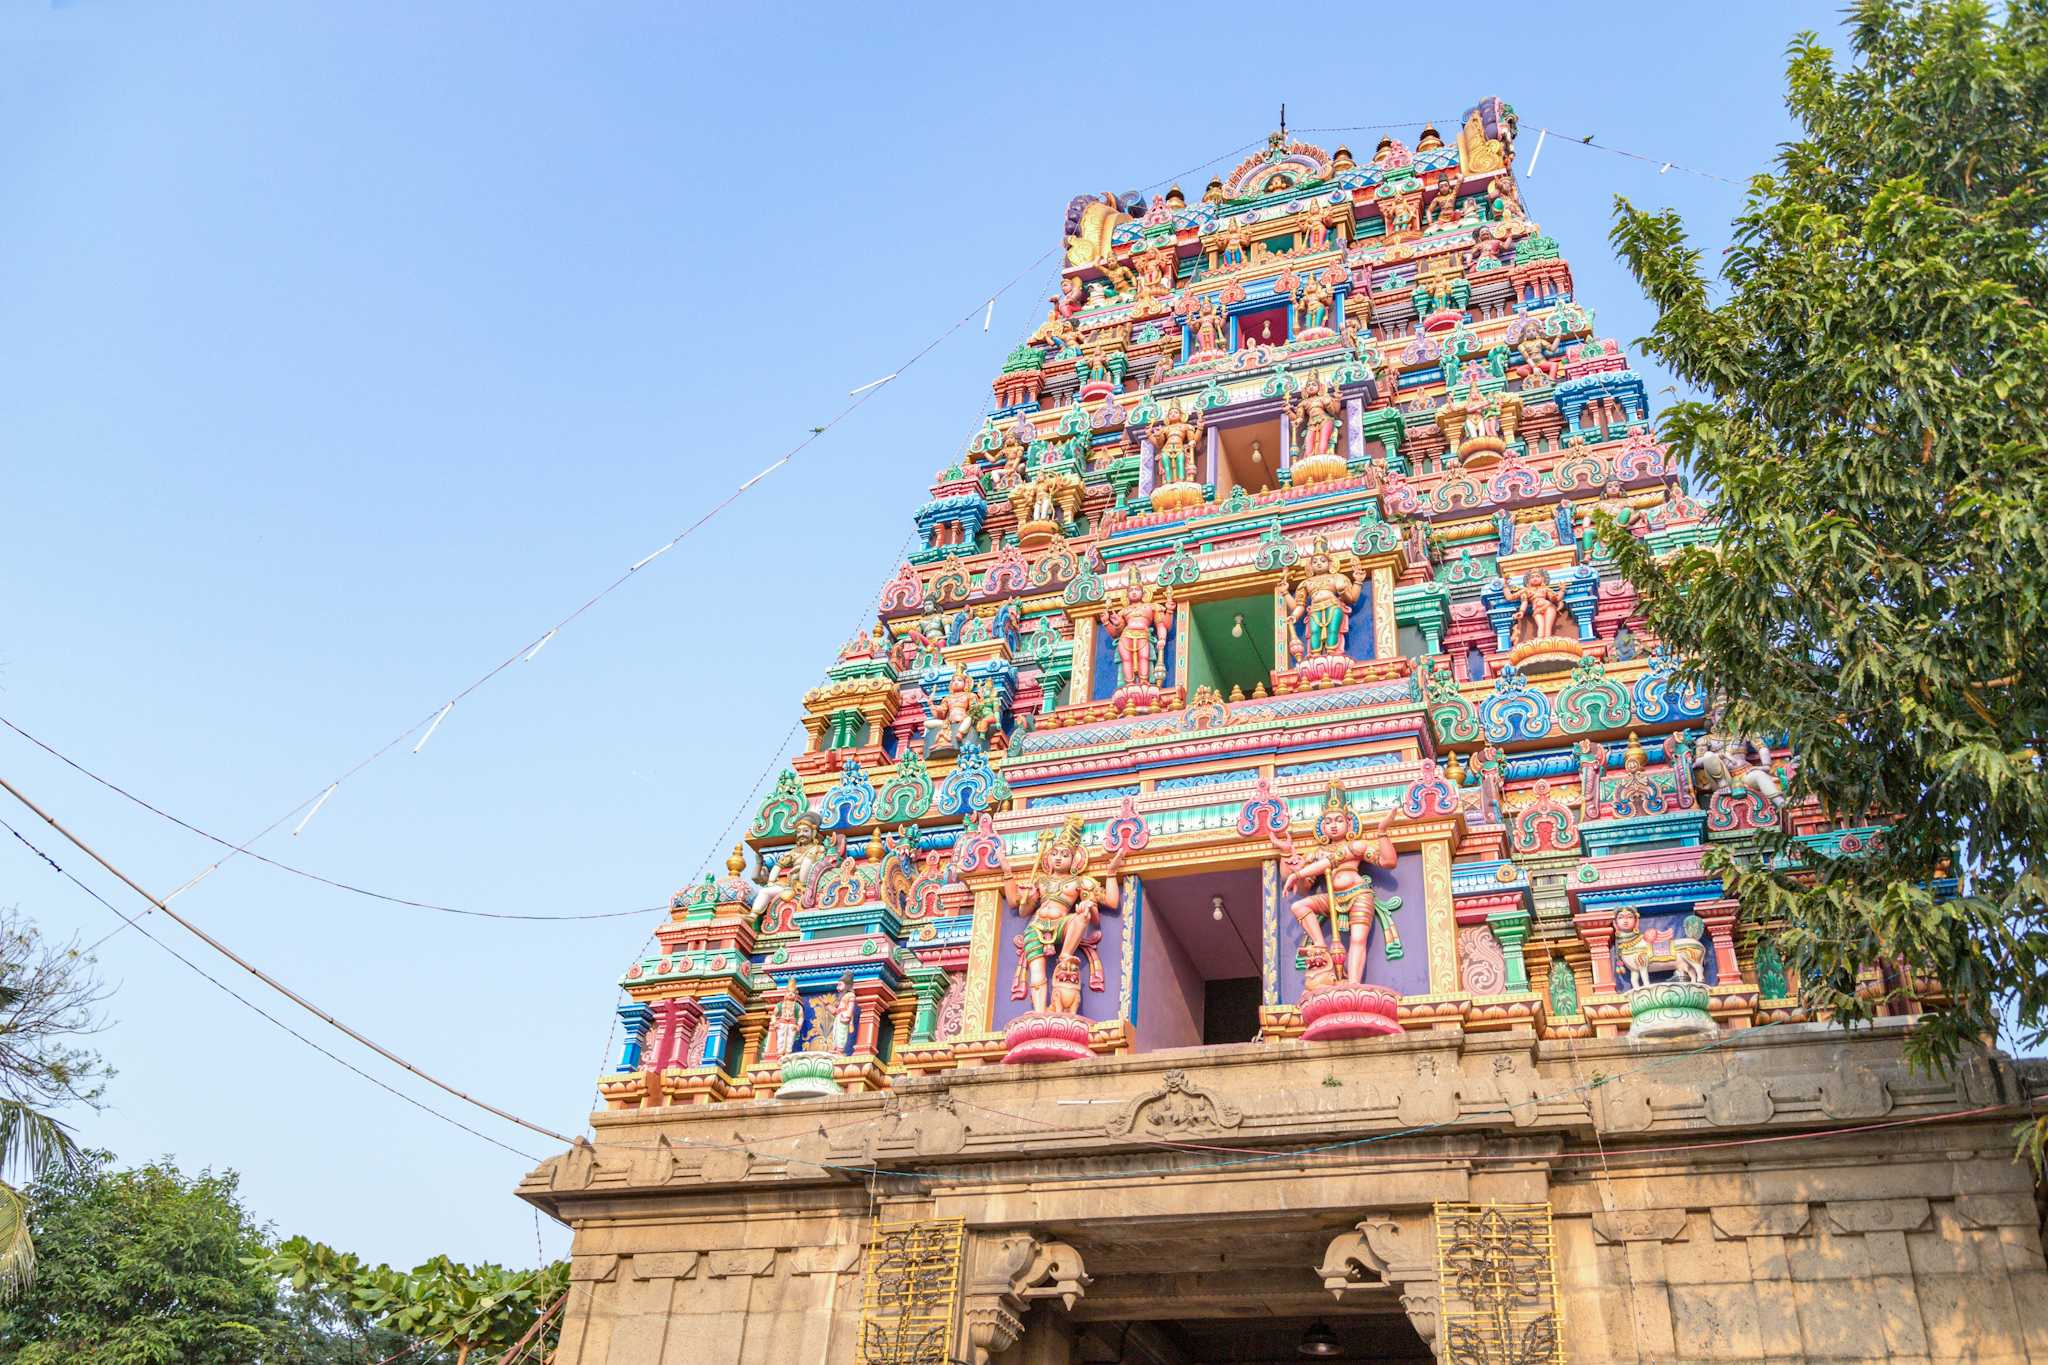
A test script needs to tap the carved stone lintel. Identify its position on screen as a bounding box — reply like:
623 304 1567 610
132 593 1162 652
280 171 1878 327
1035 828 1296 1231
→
1107 1068 1243 1137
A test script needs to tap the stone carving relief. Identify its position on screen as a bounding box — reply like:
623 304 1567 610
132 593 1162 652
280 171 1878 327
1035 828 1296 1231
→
1317 1215 1440 1345
962 1231 1091 1365
1107 1069 1243 1137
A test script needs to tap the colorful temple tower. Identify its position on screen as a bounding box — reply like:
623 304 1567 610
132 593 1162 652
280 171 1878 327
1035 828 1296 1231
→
522 104 2048 1365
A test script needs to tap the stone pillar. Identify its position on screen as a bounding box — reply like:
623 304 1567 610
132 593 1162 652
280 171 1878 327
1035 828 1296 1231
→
1316 1214 1439 1350
907 965 953 1043
615 1002 652 1070
963 885 1005 1039
1261 858 1282 1005
851 980 898 1056
1372 565 1397 660
1421 840 1458 995
1591 1210 1689 1360
1487 908 1532 992
1696 896 1742 983
1136 437 1156 498
1204 423 1220 486
1345 395 1364 467
960 1232 1090 1365
1069 618 1094 702
1575 908 1618 993
1277 412 1292 475
694 995 742 1071
647 996 704 1073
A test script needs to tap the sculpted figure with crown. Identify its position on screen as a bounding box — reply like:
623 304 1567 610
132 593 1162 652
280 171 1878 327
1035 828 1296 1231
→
1265 783 1405 1040
999 813 1129 1063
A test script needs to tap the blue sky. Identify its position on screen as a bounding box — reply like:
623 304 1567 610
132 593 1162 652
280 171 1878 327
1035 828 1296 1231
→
1 2 1846 1266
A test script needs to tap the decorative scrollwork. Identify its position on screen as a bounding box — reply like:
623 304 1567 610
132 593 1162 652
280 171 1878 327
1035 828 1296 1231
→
858 1218 965 1365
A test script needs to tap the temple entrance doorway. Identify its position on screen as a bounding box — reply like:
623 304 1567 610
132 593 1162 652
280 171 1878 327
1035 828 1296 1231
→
1070 1313 1432 1364
1132 867 1265 1051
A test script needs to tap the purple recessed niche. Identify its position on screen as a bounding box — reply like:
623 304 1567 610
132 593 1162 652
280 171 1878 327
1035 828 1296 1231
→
1132 867 1265 1052
1275 852 1432 1002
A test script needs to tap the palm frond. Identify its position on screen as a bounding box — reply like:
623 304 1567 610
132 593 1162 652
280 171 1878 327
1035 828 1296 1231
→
0 1182 37 1303
0 1099 78 1184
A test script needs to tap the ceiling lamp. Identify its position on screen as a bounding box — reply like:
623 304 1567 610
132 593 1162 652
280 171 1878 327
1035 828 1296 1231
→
1297 1320 1343 1357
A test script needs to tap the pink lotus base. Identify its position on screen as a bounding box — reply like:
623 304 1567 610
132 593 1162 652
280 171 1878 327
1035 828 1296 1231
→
1002 1011 1094 1065
1299 983 1404 1042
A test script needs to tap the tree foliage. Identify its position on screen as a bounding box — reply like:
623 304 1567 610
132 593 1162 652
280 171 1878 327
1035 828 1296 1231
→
259 1238 567 1365
1606 0 2048 1146
0 1151 313 1364
0 905 110 1301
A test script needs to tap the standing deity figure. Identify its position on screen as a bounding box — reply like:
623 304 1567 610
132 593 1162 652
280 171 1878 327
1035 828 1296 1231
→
1282 541 1367 660
1268 784 1400 986
767 983 802 1061
1473 742 1507 822
1102 571 1175 689
1152 402 1205 486
1298 203 1342 254
1505 567 1572 642
1292 271 1335 334
1189 295 1228 355
1218 221 1252 270
751 812 844 921
1574 738 1605 819
1285 372 1345 462
1136 239 1177 300
1576 480 1637 561
827 972 858 1054
1002 814 1129 1015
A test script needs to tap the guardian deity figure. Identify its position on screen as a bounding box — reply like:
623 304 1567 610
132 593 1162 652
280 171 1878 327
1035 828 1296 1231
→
1505 566 1571 642
1152 402 1204 486
766 983 802 1061
1268 784 1400 986
1576 480 1636 561
1002 814 1129 1014
1285 372 1345 461
1102 571 1174 689
1282 542 1367 660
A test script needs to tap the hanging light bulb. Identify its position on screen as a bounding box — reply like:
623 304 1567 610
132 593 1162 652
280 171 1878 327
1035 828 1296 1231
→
1251 439 1264 465
1211 895 1226 921
1231 614 1245 638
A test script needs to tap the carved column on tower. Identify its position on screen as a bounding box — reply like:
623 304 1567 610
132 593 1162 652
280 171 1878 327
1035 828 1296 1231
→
1697 895 1742 983
1574 907 1619 993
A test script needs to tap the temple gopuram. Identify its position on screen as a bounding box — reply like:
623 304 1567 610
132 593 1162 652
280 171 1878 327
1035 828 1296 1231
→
521 101 2048 1364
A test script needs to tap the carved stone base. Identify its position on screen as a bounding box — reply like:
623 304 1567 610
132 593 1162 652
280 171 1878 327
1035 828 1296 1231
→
1002 1011 1094 1065
1290 452 1351 488
1149 480 1207 513
1017 519 1061 550
1108 682 1174 713
1627 981 1717 1040
1507 634 1586 675
1300 983 1404 1042
775 1051 844 1098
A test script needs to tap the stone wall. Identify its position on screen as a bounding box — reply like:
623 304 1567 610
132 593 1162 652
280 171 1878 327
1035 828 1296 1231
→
523 1020 2048 1363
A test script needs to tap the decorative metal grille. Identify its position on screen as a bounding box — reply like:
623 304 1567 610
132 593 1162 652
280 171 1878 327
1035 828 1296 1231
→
857 1217 965 1365
1433 1202 1565 1365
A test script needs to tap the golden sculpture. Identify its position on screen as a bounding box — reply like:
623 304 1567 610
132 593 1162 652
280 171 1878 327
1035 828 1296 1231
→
1065 193 1129 267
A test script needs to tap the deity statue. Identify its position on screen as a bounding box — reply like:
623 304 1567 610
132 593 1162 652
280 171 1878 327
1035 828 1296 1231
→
1188 294 1228 355
1487 176 1524 224
1001 813 1129 1015
1102 571 1175 689
1135 239 1177 300
923 663 997 757
1505 567 1573 642
1281 541 1367 661
1611 623 1641 662
1218 221 1252 270
1516 334 1561 383
1285 371 1345 463
766 983 802 1061
751 812 845 921
1472 742 1506 822
1576 480 1636 561
828 972 857 1054
1151 401 1205 487
1691 730 1783 802
1574 738 1605 819
1291 270 1336 333
1298 203 1341 255
1267 783 1400 986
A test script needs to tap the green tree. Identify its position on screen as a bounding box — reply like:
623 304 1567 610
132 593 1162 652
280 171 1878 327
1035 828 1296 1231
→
1605 0 2048 1150
260 1239 567 1365
0 906 111 1299
0 1151 343 1364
